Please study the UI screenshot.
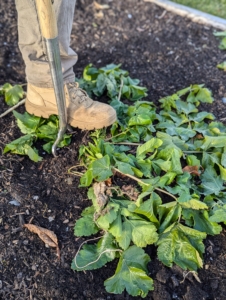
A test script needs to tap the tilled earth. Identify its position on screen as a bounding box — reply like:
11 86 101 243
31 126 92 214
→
1 0 226 299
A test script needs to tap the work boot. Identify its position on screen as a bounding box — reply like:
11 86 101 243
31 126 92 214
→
25 82 117 130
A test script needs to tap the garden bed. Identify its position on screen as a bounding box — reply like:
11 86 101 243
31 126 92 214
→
0 0 226 299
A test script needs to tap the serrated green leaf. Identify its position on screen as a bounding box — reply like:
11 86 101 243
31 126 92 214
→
136 138 162 157
13 111 41 134
175 99 198 115
179 199 208 210
200 166 223 195
104 246 153 298
209 204 226 223
217 61 226 71
129 192 161 225
195 88 213 104
186 155 200 166
189 111 215 122
175 127 196 141
201 136 226 150
4 84 24 106
157 223 206 270
116 220 132 250
96 203 119 230
182 209 222 235
79 168 93 187
128 114 152 126
92 155 113 181
4 134 42 162
158 202 181 233
71 233 117 271
130 219 158 247
115 161 134 176
159 94 178 111
74 207 99 236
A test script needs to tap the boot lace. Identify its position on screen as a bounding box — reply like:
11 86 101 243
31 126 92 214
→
67 82 90 104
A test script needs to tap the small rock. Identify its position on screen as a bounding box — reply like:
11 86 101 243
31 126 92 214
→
171 275 179 287
9 200 20 206
222 97 226 104
32 195 39 200
65 177 73 185
48 216 55 222
0 280 2 289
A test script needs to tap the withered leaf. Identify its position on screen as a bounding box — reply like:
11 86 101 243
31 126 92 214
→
93 181 108 208
121 185 139 201
195 133 204 140
182 165 200 176
24 224 60 258
93 1 110 10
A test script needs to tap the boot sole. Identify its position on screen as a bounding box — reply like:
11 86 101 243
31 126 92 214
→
25 99 117 130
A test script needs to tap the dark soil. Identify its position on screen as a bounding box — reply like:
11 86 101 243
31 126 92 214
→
1 0 226 299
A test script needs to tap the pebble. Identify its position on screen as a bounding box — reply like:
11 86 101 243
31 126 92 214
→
0 280 2 289
222 97 226 104
9 200 20 206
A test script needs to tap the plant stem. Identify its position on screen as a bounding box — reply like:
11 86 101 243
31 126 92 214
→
117 76 124 101
0 98 26 118
113 167 149 186
155 187 178 201
113 167 178 201
105 129 129 142
109 142 142 146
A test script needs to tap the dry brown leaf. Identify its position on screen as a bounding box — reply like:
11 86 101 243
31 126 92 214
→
104 178 112 186
121 185 139 201
182 165 200 176
93 182 108 208
93 1 110 10
24 224 60 259
195 133 204 140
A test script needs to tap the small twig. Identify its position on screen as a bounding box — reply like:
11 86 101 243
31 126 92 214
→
0 98 26 118
109 142 142 146
117 76 124 101
113 167 178 201
73 236 122 269
113 167 149 186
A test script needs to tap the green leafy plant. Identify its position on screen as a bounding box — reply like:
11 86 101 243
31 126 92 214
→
69 65 226 297
214 31 226 50
4 112 71 161
214 31 226 70
76 63 148 101
0 83 25 106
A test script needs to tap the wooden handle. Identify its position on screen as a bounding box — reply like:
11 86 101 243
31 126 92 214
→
36 0 58 39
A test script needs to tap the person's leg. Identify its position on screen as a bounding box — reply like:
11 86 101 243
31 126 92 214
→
15 0 77 88
15 0 117 129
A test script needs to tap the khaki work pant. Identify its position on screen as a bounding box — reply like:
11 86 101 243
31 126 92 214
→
15 0 77 88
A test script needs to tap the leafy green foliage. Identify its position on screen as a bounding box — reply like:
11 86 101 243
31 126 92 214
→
71 233 117 271
157 223 206 270
4 112 71 161
0 83 24 106
71 66 226 298
214 31 226 50
104 246 154 298
77 63 148 102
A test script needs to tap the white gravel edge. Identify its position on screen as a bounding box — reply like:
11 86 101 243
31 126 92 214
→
144 0 226 30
